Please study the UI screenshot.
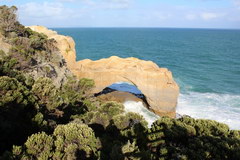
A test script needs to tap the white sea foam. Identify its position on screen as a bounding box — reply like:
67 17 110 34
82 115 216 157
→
177 92 240 130
109 82 159 127
123 101 160 128
109 82 240 130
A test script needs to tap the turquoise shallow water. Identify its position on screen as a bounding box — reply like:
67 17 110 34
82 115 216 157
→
54 28 240 129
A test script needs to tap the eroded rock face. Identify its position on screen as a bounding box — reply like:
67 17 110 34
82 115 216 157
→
30 26 179 117
28 26 77 69
1 27 72 87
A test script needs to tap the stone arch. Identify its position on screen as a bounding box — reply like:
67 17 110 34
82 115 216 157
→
29 26 179 117
72 56 179 118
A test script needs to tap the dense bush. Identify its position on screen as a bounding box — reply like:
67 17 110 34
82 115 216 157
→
32 77 63 111
75 100 149 159
53 122 100 159
10 122 100 160
61 77 95 105
0 76 37 153
0 55 28 84
0 71 98 157
79 101 125 128
113 112 147 130
145 116 240 160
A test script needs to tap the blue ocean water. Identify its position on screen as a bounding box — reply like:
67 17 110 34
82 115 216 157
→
54 28 240 129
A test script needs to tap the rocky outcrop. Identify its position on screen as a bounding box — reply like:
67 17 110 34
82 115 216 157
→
1 26 72 87
30 26 179 118
28 26 77 69
24 26 75 87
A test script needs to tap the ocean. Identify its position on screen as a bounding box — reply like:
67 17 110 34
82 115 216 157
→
54 28 240 129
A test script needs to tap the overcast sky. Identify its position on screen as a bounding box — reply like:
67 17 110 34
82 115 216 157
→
1 0 240 28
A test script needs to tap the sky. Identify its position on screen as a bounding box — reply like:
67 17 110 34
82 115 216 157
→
1 0 240 29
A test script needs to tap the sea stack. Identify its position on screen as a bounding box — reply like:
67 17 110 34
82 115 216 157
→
28 26 180 118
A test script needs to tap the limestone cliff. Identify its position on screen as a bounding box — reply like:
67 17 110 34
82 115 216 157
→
30 26 179 118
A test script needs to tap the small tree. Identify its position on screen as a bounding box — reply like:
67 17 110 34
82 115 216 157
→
32 77 63 111
53 122 100 159
0 5 18 34
25 132 54 160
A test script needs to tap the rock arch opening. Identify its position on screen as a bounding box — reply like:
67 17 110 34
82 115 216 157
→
95 82 159 127
95 82 148 105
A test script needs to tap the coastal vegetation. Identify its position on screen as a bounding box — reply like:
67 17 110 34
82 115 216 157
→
0 5 240 160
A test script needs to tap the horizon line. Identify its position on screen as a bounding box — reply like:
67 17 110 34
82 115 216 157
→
48 26 240 30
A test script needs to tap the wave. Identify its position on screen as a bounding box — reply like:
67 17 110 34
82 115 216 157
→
123 101 159 128
109 82 240 130
177 92 240 130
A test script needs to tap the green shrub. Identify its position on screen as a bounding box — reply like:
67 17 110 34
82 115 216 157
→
29 33 47 50
32 112 48 129
0 5 18 35
53 122 100 159
110 140 141 160
79 101 124 128
0 76 37 154
32 77 63 111
113 112 147 130
145 116 240 160
99 101 124 118
12 122 101 160
0 56 35 88
25 132 53 160
61 77 84 105
0 76 35 110
78 78 95 96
